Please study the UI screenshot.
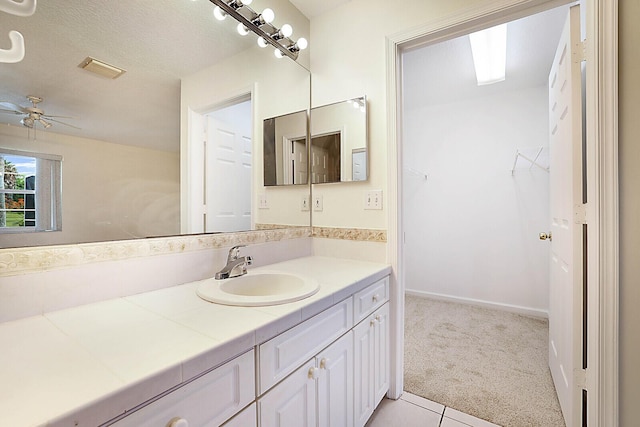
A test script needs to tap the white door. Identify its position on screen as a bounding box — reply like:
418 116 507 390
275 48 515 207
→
312 144 329 183
547 5 583 427
205 111 252 232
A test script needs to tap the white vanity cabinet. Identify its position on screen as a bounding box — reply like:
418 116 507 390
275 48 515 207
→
259 275 389 427
108 350 255 427
258 331 354 427
353 302 390 427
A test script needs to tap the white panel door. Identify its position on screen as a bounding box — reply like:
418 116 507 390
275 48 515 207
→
205 115 251 232
547 5 583 427
312 144 329 183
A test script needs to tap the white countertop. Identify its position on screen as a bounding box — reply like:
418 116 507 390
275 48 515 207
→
0 256 390 427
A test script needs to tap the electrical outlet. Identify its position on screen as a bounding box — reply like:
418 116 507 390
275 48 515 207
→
258 194 269 209
313 195 323 212
301 195 310 211
364 190 383 210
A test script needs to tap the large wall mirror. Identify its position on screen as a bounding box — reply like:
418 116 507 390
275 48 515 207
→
310 96 368 184
0 0 311 248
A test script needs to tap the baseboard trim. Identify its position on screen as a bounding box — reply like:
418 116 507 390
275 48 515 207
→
405 289 549 319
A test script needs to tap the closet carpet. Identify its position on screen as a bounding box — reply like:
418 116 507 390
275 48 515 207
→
404 295 565 427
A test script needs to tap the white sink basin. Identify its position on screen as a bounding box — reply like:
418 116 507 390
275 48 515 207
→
196 271 320 306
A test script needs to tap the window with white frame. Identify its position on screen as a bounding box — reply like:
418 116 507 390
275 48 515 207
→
0 149 62 233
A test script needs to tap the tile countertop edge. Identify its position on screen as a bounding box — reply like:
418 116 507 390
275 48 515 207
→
29 257 391 427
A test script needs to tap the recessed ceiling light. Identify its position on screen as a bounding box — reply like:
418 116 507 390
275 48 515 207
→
78 57 126 79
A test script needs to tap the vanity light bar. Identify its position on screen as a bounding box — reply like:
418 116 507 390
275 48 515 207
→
208 0 304 61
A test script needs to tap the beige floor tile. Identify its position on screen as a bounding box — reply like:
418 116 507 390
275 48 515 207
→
366 398 442 427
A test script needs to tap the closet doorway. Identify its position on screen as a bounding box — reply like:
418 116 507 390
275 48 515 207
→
400 5 574 426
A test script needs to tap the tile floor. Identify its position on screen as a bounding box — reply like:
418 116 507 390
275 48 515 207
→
366 392 501 427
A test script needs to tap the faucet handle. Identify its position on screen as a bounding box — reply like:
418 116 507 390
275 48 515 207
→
227 245 245 261
246 256 253 266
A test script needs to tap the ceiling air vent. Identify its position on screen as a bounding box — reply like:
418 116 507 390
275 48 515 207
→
78 57 126 79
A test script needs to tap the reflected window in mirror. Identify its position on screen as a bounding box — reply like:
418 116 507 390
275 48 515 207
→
263 110 308 186
0 149 62 233
310 96 368 184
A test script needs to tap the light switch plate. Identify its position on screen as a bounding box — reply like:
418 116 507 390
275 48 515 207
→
364 190 382 210
313 195 323 212
259 194 269 209
301 195 310 211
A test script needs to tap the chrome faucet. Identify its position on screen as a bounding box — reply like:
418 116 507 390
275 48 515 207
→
215 245 253 280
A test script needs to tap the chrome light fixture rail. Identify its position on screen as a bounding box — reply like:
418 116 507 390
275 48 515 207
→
209 0 307 61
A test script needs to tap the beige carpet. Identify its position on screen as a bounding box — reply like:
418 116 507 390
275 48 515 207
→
404 295 565 427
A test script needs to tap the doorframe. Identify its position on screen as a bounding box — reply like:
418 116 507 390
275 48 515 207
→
385 0 618 425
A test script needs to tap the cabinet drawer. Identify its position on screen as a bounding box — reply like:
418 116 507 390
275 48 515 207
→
110 350 255 427
353 276 389 324
259 298 353 394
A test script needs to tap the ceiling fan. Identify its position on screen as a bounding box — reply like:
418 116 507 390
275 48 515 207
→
0 95 79 130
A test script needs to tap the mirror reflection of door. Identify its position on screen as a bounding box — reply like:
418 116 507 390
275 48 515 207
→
311 132 341 183
204 99 252 233
352 148 367 181
283 137 308 185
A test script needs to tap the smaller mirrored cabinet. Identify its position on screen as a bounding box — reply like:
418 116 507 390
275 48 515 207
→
263 110 308 186
310 96 368 184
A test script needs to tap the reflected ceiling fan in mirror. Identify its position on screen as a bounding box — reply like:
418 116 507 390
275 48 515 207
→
0 95 79 131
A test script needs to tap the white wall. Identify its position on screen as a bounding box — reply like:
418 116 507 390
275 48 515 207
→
0 125 180 248
619 0 640 422
310 0 493 230
402 86 550 314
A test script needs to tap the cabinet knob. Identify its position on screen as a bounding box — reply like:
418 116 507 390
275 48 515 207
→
168 418 189 427
308 366 320 379
372 294 379 302
375 315 381 322
320 358 330 369
370 318 377 327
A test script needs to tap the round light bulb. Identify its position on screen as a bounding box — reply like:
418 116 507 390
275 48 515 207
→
213 6 226 20
296 37 308 50
262 8 275 23
274 48 283 59
281 24 293 38
237 23 249 36
257 37 268 48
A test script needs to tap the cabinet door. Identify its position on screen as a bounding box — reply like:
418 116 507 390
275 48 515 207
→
317 331 354 427
353 316 375 427
259 361 317 427
373 303 390 405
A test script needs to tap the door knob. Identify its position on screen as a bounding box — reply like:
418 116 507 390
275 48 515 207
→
539 232 552 241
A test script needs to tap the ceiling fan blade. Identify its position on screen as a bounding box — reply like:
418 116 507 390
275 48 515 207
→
0 107 23 115
42 113 77 119
0 102 28 114
48 117 82 130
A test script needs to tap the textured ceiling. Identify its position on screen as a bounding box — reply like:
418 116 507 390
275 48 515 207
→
289 0 351 18
402 5 570 109
1 2 568 152
0 0 256 151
